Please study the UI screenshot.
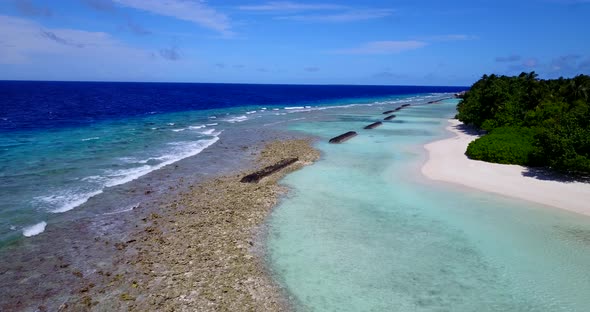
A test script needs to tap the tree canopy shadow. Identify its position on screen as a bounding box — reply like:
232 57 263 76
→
522 167 590 184
451 121 486 136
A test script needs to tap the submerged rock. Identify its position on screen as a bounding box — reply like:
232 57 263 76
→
329 131 357 143
240 158 299 183
364 122 383 129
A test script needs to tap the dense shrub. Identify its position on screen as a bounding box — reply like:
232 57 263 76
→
457 72 590 175
465 127 540 165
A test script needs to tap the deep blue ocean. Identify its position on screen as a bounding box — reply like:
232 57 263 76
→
0 81 466 245
1 81 464 131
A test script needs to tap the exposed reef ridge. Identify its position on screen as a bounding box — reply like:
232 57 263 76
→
59 139 320 311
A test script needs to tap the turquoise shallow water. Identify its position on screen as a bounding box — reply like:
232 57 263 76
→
268 100 590 311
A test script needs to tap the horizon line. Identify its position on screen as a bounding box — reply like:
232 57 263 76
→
0 79 470 88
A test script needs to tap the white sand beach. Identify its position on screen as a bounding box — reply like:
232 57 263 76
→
422 119 590 216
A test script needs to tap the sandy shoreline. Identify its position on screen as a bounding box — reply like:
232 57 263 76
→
422 119 590 216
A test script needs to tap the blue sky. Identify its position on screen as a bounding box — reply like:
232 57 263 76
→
0 0 589 85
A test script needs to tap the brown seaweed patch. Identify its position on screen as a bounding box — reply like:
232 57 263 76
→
555 226 590 246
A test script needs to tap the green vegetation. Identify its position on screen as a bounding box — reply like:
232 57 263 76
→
457 72 590 175
465 127 540 165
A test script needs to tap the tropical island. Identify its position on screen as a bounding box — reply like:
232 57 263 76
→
423 73 590 216
456 72 590 175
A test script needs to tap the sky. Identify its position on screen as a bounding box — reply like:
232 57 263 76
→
0 0 589 86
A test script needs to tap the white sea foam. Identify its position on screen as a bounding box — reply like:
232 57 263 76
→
103 166 153 187
38 136 220 214
224 115 248 123
188 125 206 130
9 225 16 231
81 137 100 141
272 108 279 111
103 137 219 188
117 156 145 164
135 157 163 164
200 129 216 135
273 95 443 115
22 221 47 237
172 128 186 132
37 190 104 213
206 123 218 126
287 109 312 113
81 175 108 182
167 123 175 126
209 116 217 119
246 111 257 114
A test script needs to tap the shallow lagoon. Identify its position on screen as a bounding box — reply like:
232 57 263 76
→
268 100 590 311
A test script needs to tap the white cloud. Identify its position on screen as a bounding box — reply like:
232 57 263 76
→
523 58 539 68
113 0 232 36
549 55 581 71
238 1 344 11
0 15 151 65
496 55 521 62
335 40 427 55
239 2 393 23
276 9 393 22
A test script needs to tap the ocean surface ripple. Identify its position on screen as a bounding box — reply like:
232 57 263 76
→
0 81 463 244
